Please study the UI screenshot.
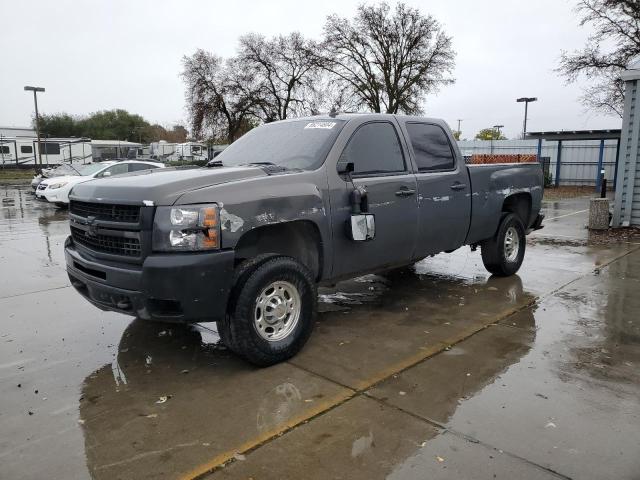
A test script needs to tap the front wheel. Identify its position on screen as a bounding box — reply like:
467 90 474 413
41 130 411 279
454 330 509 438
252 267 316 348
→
480 213 526 276
222 256 317 366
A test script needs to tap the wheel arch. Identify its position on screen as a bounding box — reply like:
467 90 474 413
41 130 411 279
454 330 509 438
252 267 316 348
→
502 192 532 228
233 220 323 281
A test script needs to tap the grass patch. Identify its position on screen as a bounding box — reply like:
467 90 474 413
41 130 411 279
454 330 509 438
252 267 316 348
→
0 169 36 180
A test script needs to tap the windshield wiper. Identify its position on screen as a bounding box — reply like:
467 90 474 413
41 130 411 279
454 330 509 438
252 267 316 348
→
245 162 281 167
244 162 289 174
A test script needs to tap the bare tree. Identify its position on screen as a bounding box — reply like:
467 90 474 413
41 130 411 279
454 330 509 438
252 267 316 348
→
237 32 324 121
321 2 455 114
182 50 261 143
558 0 640 117
292 70 363 116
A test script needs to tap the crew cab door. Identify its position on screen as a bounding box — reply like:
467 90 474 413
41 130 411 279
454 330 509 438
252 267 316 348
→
329 121 418 278
401 122 472 257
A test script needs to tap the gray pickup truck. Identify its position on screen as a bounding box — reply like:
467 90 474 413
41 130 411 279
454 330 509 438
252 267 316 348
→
65 114 543 365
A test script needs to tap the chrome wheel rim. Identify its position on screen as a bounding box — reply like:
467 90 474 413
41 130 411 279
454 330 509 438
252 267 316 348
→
254 281 301 342
504 226 520 263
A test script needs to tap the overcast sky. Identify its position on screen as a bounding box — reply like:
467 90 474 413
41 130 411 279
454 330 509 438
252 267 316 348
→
0 0 622 139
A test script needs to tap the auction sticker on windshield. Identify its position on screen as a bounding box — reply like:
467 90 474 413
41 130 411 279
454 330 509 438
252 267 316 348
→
305 121 337 129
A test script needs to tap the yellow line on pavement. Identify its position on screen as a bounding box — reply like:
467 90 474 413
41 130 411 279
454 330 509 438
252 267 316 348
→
179 300 535 480
177 389 354 480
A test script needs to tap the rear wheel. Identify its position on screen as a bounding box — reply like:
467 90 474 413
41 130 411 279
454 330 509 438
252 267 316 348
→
222 256 316 366
480 213 526 276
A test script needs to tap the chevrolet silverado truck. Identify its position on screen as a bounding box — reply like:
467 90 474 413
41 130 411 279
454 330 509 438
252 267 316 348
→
65 114 544 366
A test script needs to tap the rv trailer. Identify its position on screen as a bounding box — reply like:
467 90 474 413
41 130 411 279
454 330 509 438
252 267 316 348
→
0 137 92 167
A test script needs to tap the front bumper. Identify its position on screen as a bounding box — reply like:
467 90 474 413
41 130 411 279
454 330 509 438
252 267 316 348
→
42 188 68 204
65 236 235 323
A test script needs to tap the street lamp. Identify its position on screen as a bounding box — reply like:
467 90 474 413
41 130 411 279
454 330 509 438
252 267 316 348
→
493 124 504 139
24 86 45 166
516 97 537 139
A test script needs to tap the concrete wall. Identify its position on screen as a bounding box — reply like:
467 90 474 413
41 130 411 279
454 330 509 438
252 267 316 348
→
613 64 640 227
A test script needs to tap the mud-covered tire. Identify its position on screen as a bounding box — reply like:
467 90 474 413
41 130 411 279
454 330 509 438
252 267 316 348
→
480 213 526 277
224 256 317 366
217 254 279 353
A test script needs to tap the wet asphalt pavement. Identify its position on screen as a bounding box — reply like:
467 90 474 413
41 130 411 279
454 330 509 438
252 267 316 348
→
1 184 639 480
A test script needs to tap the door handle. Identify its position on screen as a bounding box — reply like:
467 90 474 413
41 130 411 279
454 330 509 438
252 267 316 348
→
450 183 467 191
395 188 416 197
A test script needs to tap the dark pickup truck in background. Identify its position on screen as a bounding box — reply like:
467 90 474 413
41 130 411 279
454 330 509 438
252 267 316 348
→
65 114 544 365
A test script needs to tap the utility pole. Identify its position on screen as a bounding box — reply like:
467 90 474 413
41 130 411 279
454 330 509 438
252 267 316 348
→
516 97 537 139
24 86 45 167
456 119 463 137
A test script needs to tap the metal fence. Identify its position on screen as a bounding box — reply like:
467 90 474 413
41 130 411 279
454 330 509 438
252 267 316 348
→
457 139 620 188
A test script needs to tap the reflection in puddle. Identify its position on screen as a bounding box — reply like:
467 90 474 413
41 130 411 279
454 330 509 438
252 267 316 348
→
257 383 302 433
351 429 374 458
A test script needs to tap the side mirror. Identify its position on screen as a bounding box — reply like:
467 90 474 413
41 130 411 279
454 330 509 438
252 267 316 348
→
337 161 355 176
348 213 375 241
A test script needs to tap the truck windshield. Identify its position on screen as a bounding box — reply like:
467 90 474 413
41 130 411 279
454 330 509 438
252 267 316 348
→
217 119 346 170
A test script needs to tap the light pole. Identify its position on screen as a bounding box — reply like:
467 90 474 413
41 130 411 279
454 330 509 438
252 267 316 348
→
456 118 463 138
493 124 504 139
24 86 45 166
516 97 537 139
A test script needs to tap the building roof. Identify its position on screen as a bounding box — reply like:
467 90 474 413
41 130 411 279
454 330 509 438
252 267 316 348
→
0 126 36 137
90 139 142 147
526 129 621 141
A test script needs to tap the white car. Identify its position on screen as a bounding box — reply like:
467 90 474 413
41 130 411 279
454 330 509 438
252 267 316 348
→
36 160 165 206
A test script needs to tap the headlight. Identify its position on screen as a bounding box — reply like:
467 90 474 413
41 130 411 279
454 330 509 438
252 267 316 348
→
153 204 220 251
49 182 68 189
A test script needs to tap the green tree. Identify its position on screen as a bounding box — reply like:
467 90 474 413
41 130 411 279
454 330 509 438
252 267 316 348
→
34 110 160 142
34 113 79 138
77 109 150 142
452 130 461 140
475 128 506 140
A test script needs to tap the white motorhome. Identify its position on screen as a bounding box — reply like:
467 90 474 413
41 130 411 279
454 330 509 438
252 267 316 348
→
150 141 177 161
0 137 92 166
175 142 208 161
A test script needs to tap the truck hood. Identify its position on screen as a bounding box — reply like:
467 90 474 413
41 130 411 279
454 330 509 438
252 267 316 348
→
69 166 268 205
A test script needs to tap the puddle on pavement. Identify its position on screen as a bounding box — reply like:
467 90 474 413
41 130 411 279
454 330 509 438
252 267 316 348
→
3 186 639 479
0 186 71 297
76 319 349 479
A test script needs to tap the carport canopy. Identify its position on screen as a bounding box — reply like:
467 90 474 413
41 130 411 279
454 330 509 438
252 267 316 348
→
525 129 622 188
526 129 621 141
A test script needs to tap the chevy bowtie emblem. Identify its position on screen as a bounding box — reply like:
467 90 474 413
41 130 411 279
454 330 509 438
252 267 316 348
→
86 216 98 237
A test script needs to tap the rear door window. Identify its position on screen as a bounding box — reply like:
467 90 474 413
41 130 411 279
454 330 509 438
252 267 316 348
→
406 123 455 172
97 163 128 177
128 163 158 172
339 122 405 175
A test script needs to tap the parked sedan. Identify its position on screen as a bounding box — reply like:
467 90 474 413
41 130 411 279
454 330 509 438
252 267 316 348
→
36 160 165 206
31 164 79 191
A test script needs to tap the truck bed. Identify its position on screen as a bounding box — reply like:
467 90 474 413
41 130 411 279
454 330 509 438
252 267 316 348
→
465 162 544 245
